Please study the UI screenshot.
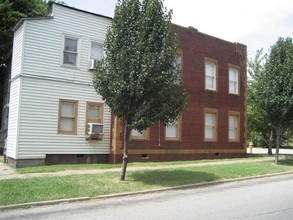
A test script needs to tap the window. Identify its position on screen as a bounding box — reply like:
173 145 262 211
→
63 37 78 66
205 59 217 91
229 66 239 94
173 51 183 84
204 109 217 141
58 100 78 135
91 42 104 60
85 102 104 132
228 111 240 142
130 129 149 140
165 116 182 141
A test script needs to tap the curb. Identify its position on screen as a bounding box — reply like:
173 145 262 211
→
1 171 293 211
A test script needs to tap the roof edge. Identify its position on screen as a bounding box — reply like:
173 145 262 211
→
48 1 112 21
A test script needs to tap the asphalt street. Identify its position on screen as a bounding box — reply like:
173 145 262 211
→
1 173 293 220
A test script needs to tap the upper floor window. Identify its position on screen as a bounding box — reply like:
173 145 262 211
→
63 37 78 66
89 42 103 69
91 42 104 60
165 116 182 141
228 111 240 142
205 59 217 91
204 108 217 142
130 129 150 141
58 99 78 135
229 66 239 94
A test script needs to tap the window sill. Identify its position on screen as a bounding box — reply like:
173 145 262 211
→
61 64 79 70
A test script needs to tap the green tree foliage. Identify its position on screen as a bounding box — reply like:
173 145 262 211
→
254 37 293 164
247 50 273 154
0 0 47 66
93 0 188 180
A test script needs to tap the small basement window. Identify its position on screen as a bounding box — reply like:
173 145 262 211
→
215 153 220 157
141 154 149 159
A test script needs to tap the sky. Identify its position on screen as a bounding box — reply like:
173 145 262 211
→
64 0 293 59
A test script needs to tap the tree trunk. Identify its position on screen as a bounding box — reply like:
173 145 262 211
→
120 121 130 181
268 128 273 155
275 127 281 165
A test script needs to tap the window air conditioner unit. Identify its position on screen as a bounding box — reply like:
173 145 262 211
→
87 123 104 135
89 59 97 70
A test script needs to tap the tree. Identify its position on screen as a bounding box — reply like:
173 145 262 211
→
0 0 47 129
0 0 47 67
247 50 274 154
93 0 188 180
254 37 293 164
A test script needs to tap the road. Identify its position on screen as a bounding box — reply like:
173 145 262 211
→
1 174 293 220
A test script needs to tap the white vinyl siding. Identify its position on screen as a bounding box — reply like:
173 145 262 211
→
6 78 21 159
8 4 112 160
11 24 24 79
21 4 111 83
16 77 111 159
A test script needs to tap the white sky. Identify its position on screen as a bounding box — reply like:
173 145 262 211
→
64 0 293 59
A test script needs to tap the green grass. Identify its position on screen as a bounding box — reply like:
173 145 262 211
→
16 163 122 174
1 157 293 206
16 154 270 174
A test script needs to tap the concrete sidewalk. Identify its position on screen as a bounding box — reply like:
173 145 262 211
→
0 156 275 181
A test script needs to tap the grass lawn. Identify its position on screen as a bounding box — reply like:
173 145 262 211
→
16 154 270 174
0 156 292 206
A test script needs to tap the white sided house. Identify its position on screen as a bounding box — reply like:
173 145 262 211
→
6 2 112 167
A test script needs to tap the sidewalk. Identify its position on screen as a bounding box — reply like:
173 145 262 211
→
0 156 274 181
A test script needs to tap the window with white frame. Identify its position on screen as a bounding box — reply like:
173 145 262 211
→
228 112 240 142
58 99 78 135
229 67 239 94
165 116 181 141
91 42 103 60
89 42 103 69
204 109 217 141
63 37 78 66
130 129 149 140
205 60 217 91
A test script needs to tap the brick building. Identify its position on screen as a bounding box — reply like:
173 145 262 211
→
111 25 247 163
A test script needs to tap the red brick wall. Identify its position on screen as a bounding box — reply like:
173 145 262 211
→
110 25 247 163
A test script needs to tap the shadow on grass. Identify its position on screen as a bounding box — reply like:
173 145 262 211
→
129 169 219 187
279 156 293 166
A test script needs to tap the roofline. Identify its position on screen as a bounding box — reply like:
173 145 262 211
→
48 1 112 21
13 16 53 31
13 1 113 31
172 23 247 48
